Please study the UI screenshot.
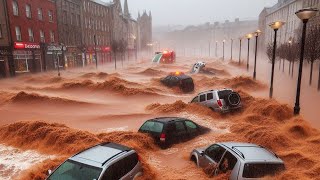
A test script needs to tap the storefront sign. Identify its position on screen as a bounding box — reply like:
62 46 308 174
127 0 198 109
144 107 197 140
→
14 42 40 50
47 45 63 51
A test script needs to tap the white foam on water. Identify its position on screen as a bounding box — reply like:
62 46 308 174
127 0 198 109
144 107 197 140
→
0 144 53 180
100 126 129 132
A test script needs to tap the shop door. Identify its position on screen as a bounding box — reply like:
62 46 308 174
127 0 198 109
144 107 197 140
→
0 56 6 77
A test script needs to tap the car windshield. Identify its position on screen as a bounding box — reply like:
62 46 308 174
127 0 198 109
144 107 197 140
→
48 160 102 180
139 121 164 133
152 54 162 62
242 163 285 178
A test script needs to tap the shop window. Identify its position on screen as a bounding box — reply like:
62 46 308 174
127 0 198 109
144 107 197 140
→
13 1 19 16
26 4 31 18
40 30 45 43
38 8 43 20
48 10 53 22
15 26 21 41
28 28 34 42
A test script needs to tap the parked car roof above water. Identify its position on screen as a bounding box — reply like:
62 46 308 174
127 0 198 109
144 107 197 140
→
70 142 132 168
219 142 282 163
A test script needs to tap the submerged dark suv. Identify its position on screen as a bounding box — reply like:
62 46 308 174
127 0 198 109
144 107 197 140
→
161 72 195 92
138 117 209 148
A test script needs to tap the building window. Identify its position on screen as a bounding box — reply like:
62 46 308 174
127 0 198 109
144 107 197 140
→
28 28 34 42
71 13 74 25
48 10 53 22
50 31 55 43
26 4 31 18
40 30 45 42
38 8 43 20
15 26 21 41
77 15 81 26
0 24 3 38
13 1 19 16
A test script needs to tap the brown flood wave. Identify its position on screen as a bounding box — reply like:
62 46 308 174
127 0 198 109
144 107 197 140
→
0 121 157 180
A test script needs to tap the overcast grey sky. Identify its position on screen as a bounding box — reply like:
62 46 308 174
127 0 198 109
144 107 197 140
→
113 0 278 26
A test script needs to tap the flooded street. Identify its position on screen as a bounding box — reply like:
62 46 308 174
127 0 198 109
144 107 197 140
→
0 57 319 179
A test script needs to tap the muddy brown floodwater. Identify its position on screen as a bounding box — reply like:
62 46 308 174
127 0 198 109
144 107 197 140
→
0 57 319 180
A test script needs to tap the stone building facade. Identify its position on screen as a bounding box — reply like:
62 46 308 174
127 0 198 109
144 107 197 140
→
137 11 152 51
261 0 303 46
55 0 83 68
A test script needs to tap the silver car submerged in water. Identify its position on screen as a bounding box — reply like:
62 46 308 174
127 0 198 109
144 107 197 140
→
190 89 242 113
47 142 143 180
190 142 285 179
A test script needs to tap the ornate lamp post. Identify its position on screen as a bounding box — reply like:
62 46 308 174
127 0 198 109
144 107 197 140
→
294 8 319 115
253 30 262 79
215 41 218 57
230 38 233 60
245 33 253 71
269 21 285 98
239 37 242 64
222 39 225 60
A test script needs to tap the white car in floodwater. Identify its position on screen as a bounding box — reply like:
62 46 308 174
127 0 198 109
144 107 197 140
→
190 61 206 74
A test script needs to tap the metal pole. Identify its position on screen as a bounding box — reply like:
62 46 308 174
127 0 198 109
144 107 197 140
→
215 42 218 57
231 39 233 60
247 38 250 71
239 39 242 64
294 20 308 115
209 42 211 57
270 29 278 98
223 41 225 60
94 35 98 69
253 35 258 79
56 51 60 76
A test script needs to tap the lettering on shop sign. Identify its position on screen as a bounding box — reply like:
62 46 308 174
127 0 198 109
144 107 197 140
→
14 42 40 49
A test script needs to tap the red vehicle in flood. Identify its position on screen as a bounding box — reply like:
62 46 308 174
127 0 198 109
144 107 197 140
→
152 50 176 64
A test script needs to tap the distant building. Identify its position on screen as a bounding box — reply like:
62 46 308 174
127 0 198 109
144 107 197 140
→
303 0 320 26
81 0 113 65
55 0 83 68
262 0 303 46
0 0 58 77
137 11 152 51
258 7 271 49
0 0 12 77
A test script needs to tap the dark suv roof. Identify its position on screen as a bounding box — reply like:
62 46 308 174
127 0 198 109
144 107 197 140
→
151 117 184 123
69 142 132 168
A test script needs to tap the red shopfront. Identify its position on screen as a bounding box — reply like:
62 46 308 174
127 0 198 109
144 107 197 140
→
13 42 44 73
85 46 111 65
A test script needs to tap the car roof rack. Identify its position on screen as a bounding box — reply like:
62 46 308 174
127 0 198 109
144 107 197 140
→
231 146 245 159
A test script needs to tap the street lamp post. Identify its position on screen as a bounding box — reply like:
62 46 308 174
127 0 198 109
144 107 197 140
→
215 41 218 57
269 21 285 98
253 30 262 80
223 40 225 60
239 37 242 64
294 8 319 115
94 35 98 69
231 39 233 60
246 34 253 71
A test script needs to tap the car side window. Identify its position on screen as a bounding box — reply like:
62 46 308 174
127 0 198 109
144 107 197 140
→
185 121 198 133
102 153 138 180
205 144 226 163
199 94 206 102
191 96 199 103
207 93 213 100
219 151 238 172
175 121 186 133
